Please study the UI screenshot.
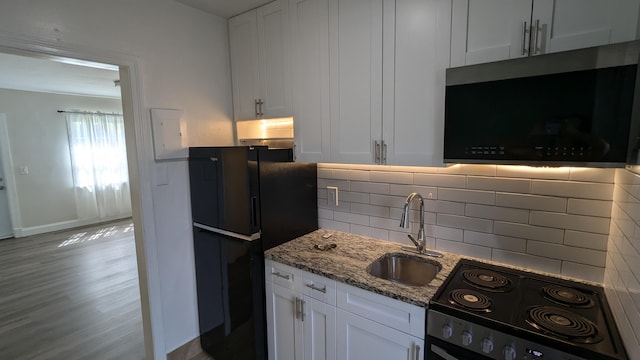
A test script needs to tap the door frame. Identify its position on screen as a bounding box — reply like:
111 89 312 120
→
0 33 165 359
0 114 20 237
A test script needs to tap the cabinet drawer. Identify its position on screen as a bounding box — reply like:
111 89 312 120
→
337 282 425 339
265 259 296 289
298 270 337 306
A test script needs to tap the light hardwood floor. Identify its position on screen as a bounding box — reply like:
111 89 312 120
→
0 219 145 360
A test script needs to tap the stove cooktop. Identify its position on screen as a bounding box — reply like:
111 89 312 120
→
428 259 628 360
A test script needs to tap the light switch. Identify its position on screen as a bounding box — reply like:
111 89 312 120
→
327 186 339 206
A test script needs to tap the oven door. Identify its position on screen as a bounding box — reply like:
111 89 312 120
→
426 336 492 360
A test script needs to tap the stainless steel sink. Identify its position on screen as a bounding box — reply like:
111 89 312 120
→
367 253 441 287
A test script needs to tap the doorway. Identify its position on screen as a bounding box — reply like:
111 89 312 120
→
0 47 153 358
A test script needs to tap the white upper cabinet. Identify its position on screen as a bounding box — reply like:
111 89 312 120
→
290 0 331 162
328 0 384 164
451 0 640 67
292 0 451 165
229 0 292 120
384 0 451 166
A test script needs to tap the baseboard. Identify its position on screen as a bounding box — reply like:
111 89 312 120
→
15 213 132 238
167 337 207 360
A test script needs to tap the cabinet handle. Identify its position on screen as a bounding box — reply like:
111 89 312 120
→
294 297 299 319
272 271 291 280
305 283 327 293
530 19 540 55
300 299 306 322
413 344 421 360
254 99 260 118
382 140 387 164
522 21 528 55
374 140 381 164
257 98 264 117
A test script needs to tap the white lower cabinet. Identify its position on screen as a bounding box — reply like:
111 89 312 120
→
336 309 423 360
264 259 425 360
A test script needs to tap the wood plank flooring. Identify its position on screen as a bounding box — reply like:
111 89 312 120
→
0 219 145 360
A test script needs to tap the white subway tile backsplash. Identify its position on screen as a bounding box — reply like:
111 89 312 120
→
569 168 615 183
437 164 496 176
369 171 413 184
530 211 611 234
497 166 570 180
370 194 406 208
467 176 531 193
339 191 370 204
567 198 612 217
465 204 529 223
561 261 605 283
436 239 492 260
333 211 369 226
350 203 389 218
389 184 438 198
496 193 567 212
494 222 564 244
426 200 466 216
318 208 334 220
527 241 606 267
464 231 526 252
491 249 562 274
413 173 466 188
437 214 493 233
317 167 333 179
350 181 390 194
318 178 350 190
429 225 464 242
331 168 370 181
319 218 350 232
350 224 389 240
531 180 613 200
438 188 495 205
564 230 608 251
370 216 407 232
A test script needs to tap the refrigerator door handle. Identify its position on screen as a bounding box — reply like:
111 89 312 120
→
193 222 261 242
251 196 258 228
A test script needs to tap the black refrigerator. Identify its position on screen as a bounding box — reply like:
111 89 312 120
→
188 146 318 360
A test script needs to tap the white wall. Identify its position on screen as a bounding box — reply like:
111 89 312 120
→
605 167 640 359
0 0 235 355
0 88 122 230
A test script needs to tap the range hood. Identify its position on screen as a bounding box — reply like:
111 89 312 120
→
443 40 640 168
236 117 294 148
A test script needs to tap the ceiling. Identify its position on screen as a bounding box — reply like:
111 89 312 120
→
175 0 272 18
0 52 121 99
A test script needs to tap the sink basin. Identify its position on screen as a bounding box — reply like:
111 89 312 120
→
367 253 441 287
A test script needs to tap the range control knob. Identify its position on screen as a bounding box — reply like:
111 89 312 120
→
442 324 453 339
503 345 516 360
461 330 472 346
481 338 494 354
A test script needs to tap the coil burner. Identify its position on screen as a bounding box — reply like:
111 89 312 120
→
542 285 593 308
449 289 492 312
462 269 510 292
527 306 602 344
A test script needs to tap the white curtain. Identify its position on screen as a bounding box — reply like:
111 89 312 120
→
66 112 132 220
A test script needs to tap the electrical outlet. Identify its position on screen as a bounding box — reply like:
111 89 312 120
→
327 186 339 206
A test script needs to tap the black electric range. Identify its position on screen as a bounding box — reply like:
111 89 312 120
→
426 259 628 360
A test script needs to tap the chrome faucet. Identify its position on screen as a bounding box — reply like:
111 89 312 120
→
399 192 443 258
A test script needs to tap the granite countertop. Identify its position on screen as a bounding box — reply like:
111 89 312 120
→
265 229 463 307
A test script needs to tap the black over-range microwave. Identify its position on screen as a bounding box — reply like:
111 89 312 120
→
443 40 640 167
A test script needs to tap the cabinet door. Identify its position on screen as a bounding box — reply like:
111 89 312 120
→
257 0 292 118
532 0 640 55
329 0 384 164
451 0 533 66
303 297 337 360
265 281 304 360
229 11 261 120
290 0 331 162
384 0 451 166
336 309 423 360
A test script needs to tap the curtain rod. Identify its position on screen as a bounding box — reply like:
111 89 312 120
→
57 110 123 116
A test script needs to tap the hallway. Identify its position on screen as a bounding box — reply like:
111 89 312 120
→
0 219 144 359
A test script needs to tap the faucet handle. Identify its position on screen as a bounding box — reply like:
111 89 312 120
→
407 234 424 252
